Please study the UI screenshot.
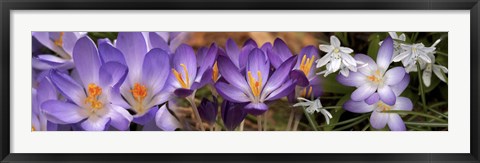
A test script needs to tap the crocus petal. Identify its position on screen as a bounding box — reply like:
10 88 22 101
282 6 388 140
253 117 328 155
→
354 54 378 76
214 82 250 103
260 42 272 54
330 36 341 47
107 105 133 131
222 101 247 131
173 44 197 86
133 106 158 125
149 32 170 53
383 67 406 85
343 100 375 113
98 42 126 65
272 38 292 62
173 88 194 98
63 32 86 55
42 100 87 124
81 116 110 131
393 97 413 111
365 93 380 105
336 71 367 87
239 45 255 69
116 32 148 80
169 32 189 52
378 85 396 105
142 48 170 94
49 70 86 106
37 78 57 104
370 110 389 130
387 114 406 131
391 74 410 96
264 55 297 92
217 56 250 92
351 83 377 101
226 38 241 67
244 102 268 115
196 44 218 83
155 104 180 131
376 36 394 71
32 32 70 59
265 80 296 101
73 36 101 87
243 38 258 48
99 61 128 89
290 70 309 87
246 48 270 87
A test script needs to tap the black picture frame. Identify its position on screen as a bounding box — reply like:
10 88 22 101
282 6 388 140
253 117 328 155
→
1 0 479 162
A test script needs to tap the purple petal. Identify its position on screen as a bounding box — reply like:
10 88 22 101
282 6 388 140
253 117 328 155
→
142 48 170 94
351 84 377 101
149 32 170 53
393 97 413 111
365 93 380 105
221 101 247 131
263 55 297 93
378 85 396 105
49 70 86 106
246 48 270 88
243 39 258 48
391 74 410 96
32 32 70 58
260 42 272 52
196 44 218 82
36 78 57 104
336 71 367 87
226 38 241 68
290 70 309 87
239 45 256 69
62 32 84 55
41 100 87 124
133 106 158 125
72 36 101 87
214 82 250 103
264 80 296 101
296 46 319 77
169 32 189 52
155 104 180 131
384 67 406 85
197 97 219 125
272 38 292 64
80 116 110 131
244 102 268 115
99 62 128 89
388 114 406 131
107 105 133 131
370 110 389 130
343 100 375 113
173 88 194 98
376 36 394 71
98 42 126 65
217 56 250 92
354 54 378 76
116 32 148 77
173 44 197 87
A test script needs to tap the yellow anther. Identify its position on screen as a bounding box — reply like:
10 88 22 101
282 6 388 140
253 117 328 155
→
131 83 147 103
377 101 392 111
172 64 190 89
248 71 262 97
212 61 219 82
367 70 382 83
300 86 313 98
85 83 103 110
299 55 315 76
32 126 36 131
54 32 64 47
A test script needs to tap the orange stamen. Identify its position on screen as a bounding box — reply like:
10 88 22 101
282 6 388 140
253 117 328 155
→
212 61 219 82
299 55 315 76
172 64 190 89
85 83 103 110
54 32 64 47
248 71 262 97
130 83 147 103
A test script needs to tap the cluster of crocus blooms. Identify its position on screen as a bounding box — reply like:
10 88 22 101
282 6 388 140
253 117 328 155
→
32 32 447 131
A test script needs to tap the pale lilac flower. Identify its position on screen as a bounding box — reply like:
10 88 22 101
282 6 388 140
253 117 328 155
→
337 36 406 105
32 32 87 70
380 32 406 57
32 78 58 131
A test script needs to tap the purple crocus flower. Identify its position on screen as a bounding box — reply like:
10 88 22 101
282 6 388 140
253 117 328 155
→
336 36 406 105
221 100 247 131
215 48 297 115
42 36 133 131
198 96 219 126
32 78 58 131
224 38 271 70
169 44 217 98
343 74 412 131
32 32 87 70
148 32 190 54
114 32 174 125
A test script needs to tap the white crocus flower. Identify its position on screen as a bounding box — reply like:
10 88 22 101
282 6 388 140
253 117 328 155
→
421 39 448 86
316 36 358 77
293 97 333 124
380 32 406 57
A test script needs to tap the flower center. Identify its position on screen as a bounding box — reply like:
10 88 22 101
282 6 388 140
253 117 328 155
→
130 83 148 113
85 83 103 110
332 48 341 59
172 64 190 89
412 47 417 53
247 71 262 97
334 48 340 53
367 70 383 84
377 101 392 111
300 86 313 98
54 32 64 47
212 61 219 82
299 54 315 76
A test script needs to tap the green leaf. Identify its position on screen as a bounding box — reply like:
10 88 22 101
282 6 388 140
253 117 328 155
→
321 74 354 94
367 34 380 59
322 93 350 131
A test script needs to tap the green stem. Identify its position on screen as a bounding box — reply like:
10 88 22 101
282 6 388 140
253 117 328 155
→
436 51 448 57
427 107 448 119
430 102 448 108
186 95 205 131
361 124 371 131
321 106 343 110
407 125 427 131
382 110 447 123
405 122 448 127
303 108 318 131
417 63 428 114
333 116 368 131
319 114 370 128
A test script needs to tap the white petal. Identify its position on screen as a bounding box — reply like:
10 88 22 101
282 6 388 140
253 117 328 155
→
418 53 432 63
340 47 353 54
433 65 448 82
393 51 411 62
330 59 342 72
330 35 341 47
319 45 333 53
340 67 350 77
316 53 331 68
422 64 433 87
